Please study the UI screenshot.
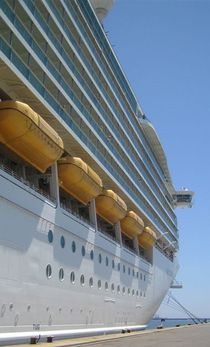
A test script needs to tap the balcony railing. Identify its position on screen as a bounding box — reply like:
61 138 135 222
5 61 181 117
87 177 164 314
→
0 161 55 203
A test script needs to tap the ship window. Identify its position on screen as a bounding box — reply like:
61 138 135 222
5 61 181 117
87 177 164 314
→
128 288 130 295
48 230 53 243
111 283 115 293
144 292 146 297
122 286 125 295
80 274 85 286
59 268 64 281
128 267 131 275
105 282 108 291
99 253 102 264
70 271 75 284
46 264 52 278
112 259 115 269
81 245 85 257
60 236 65 248
98 280 102 289
89 277 93 288
117 285 120 294
123 265 125 273
140 273 142 280
132 269 135 277
118 263 120 271
132 289 135 296
140 291 142 296
136 290 139 297
144 274 146 281
90 250 94 260
72 241 76 253
136 272 139 278
105 256 109 267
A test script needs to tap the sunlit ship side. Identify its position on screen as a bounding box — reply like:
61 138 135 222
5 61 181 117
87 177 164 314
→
0 0 193 344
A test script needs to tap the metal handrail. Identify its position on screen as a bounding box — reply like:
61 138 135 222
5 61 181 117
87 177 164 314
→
0 162 55 202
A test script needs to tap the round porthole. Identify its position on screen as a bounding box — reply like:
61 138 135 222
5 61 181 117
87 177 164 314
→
89 277 93 288
81 245 85 257
48 230 53 243
90 250 94 260
60 236 65 249
98 280 102 289
80 274 85 286
72 241 76 253
59 268 64 281
70 272 75 284
46 264 52 278
111 283 115 293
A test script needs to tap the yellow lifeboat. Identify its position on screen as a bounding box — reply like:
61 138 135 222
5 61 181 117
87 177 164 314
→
96 189 127 224
0 101 64 173
138 226 157 249
121 211 144 238
58 156 103 205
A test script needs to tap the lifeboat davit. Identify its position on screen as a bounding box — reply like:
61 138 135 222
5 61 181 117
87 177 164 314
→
96 189 127 224
0 101 64 172
121 211 144 238
138 226 157 249
58 157 103 205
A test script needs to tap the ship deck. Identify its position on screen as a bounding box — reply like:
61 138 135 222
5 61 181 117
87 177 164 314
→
6 323 210 347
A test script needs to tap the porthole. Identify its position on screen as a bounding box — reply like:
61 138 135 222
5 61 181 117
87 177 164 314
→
117 285 121 294
80 274 85 286
72 241 76 253
89 277 93 288
46 264 52 278
122 286 125 295
123 265 125 273
48 230 53 243
112 259 115 269
105 282 108 291
128 267 130 275
90 250 94 260
106 256 109 267
60 236 65 248
98 280 102 289
81 245 85 257
59 268 64 281
111 283 115 293
70 271 75 284
128 288 130 295
99 253 102 264
132 289 135 296
118 262 120 271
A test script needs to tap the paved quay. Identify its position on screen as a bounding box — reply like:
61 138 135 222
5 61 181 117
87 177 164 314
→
6 324 210 347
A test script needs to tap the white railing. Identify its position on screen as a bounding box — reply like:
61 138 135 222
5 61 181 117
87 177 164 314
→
0 162 55 203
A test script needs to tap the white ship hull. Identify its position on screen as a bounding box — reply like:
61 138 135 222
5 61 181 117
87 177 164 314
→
0 168 178 339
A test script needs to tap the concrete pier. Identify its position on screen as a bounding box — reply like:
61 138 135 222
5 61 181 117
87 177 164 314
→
6 324 210 347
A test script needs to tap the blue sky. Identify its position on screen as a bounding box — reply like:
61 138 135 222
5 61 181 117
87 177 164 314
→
105 0 210 318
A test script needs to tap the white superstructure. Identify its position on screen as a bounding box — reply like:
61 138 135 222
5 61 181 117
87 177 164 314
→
0 0 191 344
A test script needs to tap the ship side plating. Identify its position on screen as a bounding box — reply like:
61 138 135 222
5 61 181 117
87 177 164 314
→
0 0 191 343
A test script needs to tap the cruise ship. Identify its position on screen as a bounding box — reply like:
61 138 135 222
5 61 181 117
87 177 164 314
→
0 0 193 344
